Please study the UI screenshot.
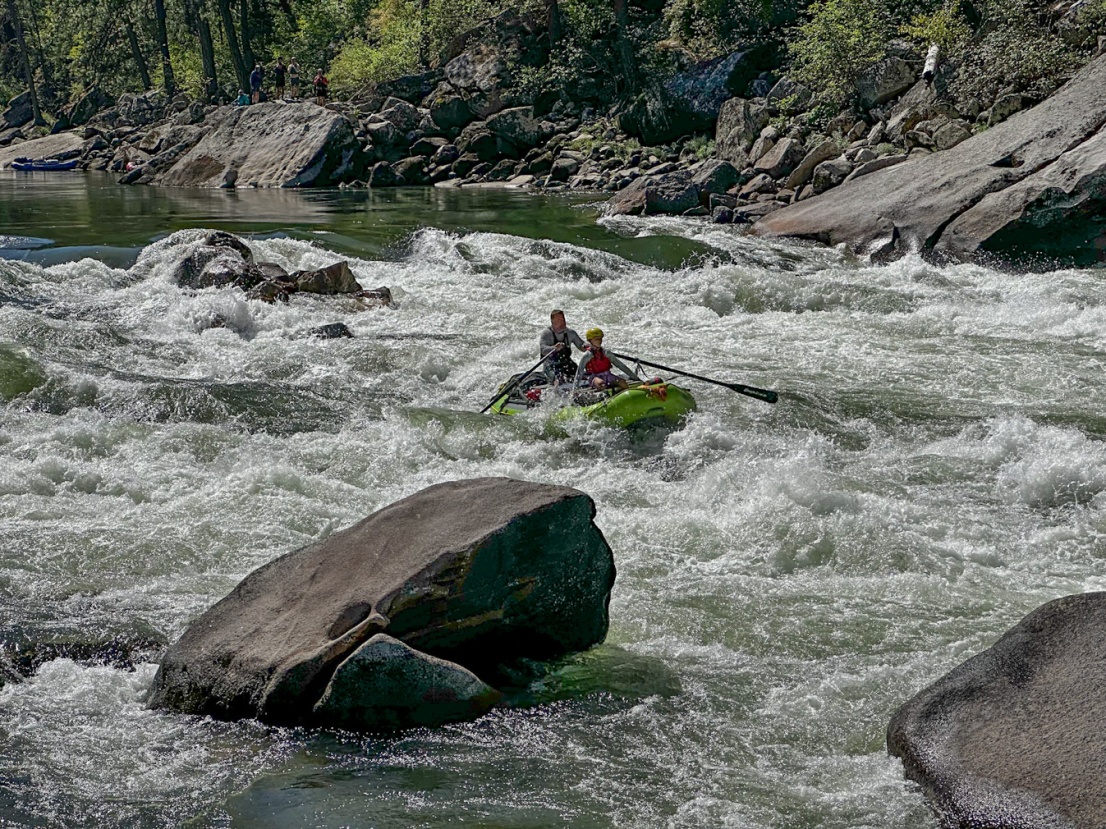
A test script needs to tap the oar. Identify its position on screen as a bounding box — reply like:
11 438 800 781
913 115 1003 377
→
480 351 555 414
610 351 778 404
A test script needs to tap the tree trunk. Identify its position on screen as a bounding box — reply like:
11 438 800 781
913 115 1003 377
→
4 0 44 125
239 0 255 72
545 0 563 47
418 0 430 68
197 15 219 102
124 18 153 90
217 0 250 90
153 0 175 96
611 0 637 93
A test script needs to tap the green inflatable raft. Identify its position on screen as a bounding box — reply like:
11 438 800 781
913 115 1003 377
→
489 375 697 428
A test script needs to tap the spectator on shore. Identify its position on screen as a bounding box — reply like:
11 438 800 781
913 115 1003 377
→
273 57 286 100
235 89 250 107
249 63 263 104
288 58 301 98
313 69 329 107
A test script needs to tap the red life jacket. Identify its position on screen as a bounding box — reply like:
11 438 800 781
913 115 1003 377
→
585 346 612 374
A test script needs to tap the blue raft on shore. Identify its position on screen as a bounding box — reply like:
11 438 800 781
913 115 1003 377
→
10 157 79 171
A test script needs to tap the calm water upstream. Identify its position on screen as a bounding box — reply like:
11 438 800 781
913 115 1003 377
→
2 171 1106 828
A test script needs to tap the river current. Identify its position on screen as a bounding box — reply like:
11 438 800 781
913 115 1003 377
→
2 173 1105 828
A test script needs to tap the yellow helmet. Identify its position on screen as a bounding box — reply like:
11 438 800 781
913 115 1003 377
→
585 327 604 341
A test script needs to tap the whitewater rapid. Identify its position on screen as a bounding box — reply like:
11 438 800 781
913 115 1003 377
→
2 218 1106 827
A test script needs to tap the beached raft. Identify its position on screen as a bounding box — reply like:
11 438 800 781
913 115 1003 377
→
10 157 79 171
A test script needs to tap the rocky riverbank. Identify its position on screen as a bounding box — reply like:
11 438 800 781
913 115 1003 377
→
0 7 1101 265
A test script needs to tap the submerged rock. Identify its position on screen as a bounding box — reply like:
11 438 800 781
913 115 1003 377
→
293 261 363 294
888 592 1106 828
0 617 167 688
146 478 616 731
313 633 501 730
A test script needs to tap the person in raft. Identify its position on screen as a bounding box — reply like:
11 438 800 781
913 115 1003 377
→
313 69 329 106
575 328 638 391
539 309 586 383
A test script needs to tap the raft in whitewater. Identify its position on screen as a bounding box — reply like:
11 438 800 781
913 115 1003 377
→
489 373 697 428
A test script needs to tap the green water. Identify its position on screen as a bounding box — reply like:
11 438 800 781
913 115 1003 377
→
0 171 716 270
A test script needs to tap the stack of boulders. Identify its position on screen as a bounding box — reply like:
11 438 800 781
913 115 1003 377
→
147 478 617 731
160 230 390 310
605 58 991 222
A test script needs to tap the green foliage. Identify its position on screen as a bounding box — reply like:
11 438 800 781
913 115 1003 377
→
329 0 420 95
946 0 1083 104
900 4 971 52
685 134 716 159
663 0 802 56
788 0 890 111
510 0 620 105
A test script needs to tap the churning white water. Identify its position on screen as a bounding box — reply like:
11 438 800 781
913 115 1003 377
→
3 195 1106 827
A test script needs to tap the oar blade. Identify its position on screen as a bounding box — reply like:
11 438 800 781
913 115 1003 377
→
728 384 778 404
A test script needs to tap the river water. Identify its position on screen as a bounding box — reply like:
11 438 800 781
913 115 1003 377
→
2 172 1105 828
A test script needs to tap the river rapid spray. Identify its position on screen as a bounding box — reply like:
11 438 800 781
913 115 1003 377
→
2 213 1106 827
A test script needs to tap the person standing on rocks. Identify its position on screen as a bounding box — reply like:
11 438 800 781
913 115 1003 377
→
288 58 301 98
539 309 586 384
249 63 264 104
273 57 287 100
313 69 329 107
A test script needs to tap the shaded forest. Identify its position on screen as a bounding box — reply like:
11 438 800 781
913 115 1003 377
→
0 0 1102 127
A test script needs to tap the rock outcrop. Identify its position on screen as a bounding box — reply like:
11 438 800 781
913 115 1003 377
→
142 102 361 188
0 132 85 168
754 53 1106 265
146 478 616 731
888 592 1106 828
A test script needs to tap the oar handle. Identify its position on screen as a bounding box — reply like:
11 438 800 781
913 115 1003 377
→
611 352 778 405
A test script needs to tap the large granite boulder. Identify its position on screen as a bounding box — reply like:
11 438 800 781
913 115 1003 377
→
888 593 1106 828
116 90 168 127
664 49 766 124
144 102 361 188
485 105 542 156
715 97 770 168
168 230 262 291
856 57 917 109
146 478 616 730
1 91 34 128
375 70 443 105
605 169 701 216
753 53 1106 265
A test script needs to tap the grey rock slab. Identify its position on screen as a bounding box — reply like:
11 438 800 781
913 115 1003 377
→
0 132 85 168
146 102 360 188
888 592 1106 829
753 53 1106 260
